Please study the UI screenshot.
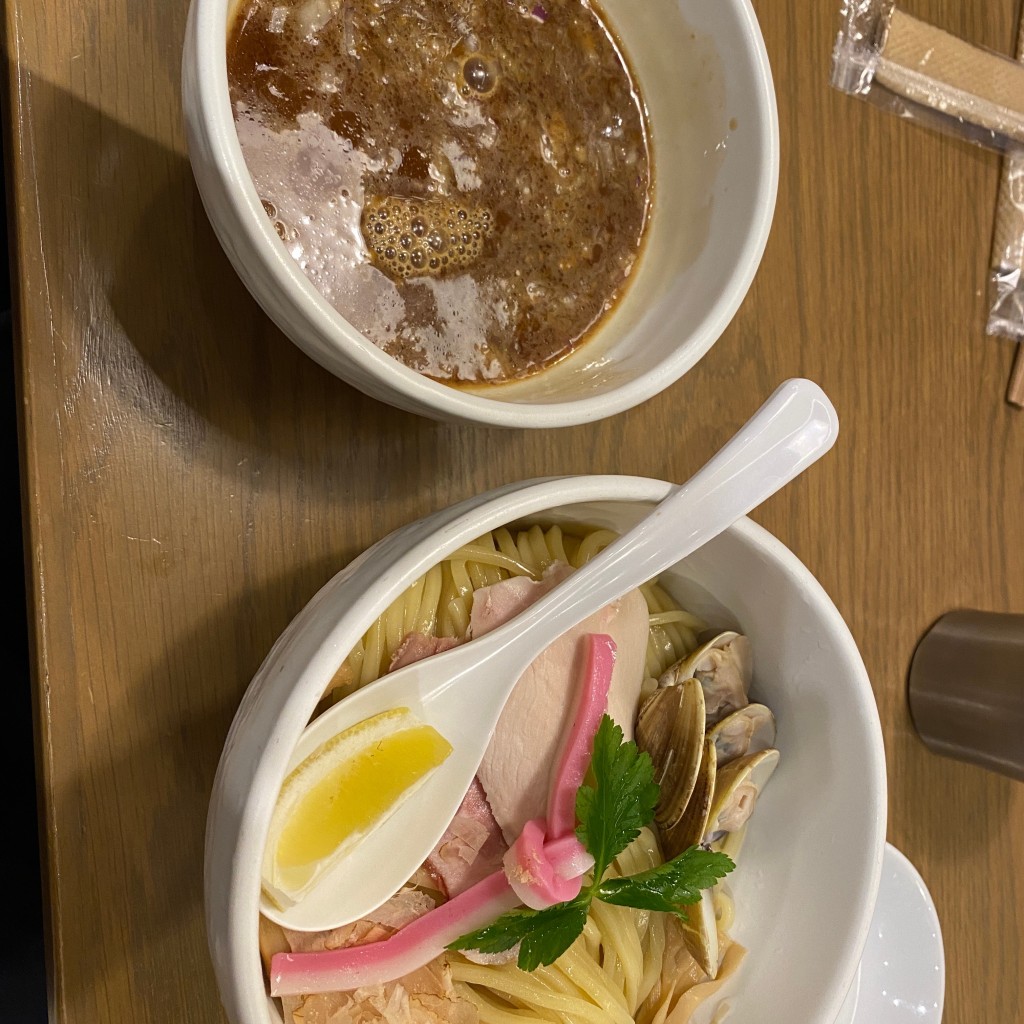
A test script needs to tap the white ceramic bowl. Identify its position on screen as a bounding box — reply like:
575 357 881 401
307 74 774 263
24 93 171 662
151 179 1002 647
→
182 1 778 427
206 476 887 1024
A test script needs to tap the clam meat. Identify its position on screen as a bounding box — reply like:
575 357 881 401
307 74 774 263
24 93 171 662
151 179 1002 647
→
707 703 776 766
703 748 779 845
661 632 752 725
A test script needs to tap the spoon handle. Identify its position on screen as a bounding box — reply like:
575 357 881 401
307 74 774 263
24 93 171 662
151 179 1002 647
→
489 379 838 663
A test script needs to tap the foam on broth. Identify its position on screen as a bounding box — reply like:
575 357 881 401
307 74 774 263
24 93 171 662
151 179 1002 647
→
228 0 652 384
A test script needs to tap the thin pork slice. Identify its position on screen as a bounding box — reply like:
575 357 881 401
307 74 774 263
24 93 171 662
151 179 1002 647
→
470 565 649 842
388 633 507 898
389 633 460 672
282 889 436 955
423 778 507 898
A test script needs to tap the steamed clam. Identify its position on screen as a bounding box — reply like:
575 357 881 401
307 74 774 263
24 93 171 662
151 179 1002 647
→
707 703 776 766
661 734 716 859
704 748 779 846
660 631 752 725
680 888 719 978
635 633 778 981
636 677 705 830
716 822 748 864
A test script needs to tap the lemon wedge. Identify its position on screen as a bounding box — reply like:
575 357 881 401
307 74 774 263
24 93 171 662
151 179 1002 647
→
262 707 452 908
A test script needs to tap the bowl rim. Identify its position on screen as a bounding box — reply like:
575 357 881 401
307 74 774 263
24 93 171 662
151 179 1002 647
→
205 474 887 1024
184 0 780 427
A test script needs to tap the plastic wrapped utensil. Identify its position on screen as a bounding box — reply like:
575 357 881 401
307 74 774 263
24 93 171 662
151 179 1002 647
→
832 1 1024 152
834 1 1024 405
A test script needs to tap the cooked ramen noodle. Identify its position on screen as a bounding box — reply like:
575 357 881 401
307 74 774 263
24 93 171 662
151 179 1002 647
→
264 523 776 1024
325 525 703 701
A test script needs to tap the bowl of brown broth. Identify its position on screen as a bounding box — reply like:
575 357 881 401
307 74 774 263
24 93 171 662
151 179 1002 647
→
183 0 778 426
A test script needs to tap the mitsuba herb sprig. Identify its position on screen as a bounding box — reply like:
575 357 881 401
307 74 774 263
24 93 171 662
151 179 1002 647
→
448 715 734 971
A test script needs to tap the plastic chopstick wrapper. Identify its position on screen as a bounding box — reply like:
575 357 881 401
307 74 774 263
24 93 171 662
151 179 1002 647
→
831 1 1024 153
833 1 1024 406
988 15 1024 408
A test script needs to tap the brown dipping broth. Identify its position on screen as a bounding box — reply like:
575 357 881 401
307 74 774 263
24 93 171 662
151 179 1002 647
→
228 0 651 384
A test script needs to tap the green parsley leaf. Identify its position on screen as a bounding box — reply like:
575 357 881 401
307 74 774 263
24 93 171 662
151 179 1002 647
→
450 716 740 974
575 715 659 882
447 896 592 971
596 846 735 917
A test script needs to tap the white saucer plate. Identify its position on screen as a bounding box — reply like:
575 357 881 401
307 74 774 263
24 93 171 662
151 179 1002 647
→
835 842 945 1024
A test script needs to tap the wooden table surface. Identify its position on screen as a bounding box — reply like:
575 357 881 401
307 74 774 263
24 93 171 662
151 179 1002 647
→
5 0 1023 1021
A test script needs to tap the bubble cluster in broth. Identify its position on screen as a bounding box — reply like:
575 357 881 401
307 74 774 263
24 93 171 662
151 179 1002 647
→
362 196 492 280
228 0 652 384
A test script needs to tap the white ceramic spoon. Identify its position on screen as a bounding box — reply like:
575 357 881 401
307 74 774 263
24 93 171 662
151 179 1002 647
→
262 378 839 931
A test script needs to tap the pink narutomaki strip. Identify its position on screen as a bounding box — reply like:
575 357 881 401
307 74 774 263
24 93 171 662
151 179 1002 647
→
543 833 595 881
271 872 521 996
271 837 594 995
546 633 616 839
503 819 588 910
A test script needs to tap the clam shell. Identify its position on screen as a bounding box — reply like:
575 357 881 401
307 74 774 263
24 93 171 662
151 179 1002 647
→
681 887 720 979
636 677 705 830
704 748 780 843
665 631 752 725
715 821 749 864
707 703 776 766
660 734 716 859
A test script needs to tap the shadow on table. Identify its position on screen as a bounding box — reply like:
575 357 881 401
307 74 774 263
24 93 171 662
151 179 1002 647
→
28 81 529 512
47 551 349 1016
